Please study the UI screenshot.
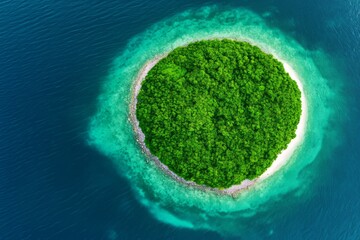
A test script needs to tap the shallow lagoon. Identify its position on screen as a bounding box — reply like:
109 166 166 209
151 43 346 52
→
88 6 342 235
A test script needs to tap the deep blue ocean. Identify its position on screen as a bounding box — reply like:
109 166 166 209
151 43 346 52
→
1 0 359 239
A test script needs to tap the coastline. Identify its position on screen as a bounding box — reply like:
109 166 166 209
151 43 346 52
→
129 46 308 196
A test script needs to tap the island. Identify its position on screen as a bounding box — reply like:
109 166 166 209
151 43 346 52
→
131 39 303 191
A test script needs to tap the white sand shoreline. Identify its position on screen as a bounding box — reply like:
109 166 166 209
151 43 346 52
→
129 42 308 196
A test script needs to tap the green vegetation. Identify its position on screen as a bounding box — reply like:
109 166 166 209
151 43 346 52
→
136 39 301 188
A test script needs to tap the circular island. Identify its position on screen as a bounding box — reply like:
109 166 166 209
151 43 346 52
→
132 39 302 192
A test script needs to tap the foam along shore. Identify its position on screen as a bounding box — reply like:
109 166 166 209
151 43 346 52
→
129 52 308 196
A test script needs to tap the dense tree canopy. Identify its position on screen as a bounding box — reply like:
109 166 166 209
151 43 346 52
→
136 39 301 188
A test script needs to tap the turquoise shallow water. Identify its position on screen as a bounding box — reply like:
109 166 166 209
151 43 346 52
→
88 6 344 235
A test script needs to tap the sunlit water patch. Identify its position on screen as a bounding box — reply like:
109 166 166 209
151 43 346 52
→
88 6 342 236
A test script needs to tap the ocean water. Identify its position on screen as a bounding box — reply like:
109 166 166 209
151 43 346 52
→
0 0 359 239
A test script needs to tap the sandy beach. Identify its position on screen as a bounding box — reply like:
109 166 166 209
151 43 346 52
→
129 47 308 196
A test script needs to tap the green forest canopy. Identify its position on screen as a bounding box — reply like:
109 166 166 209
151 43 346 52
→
136 39 302 188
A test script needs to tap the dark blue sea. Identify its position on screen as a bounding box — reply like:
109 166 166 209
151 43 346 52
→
1 0 359 239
